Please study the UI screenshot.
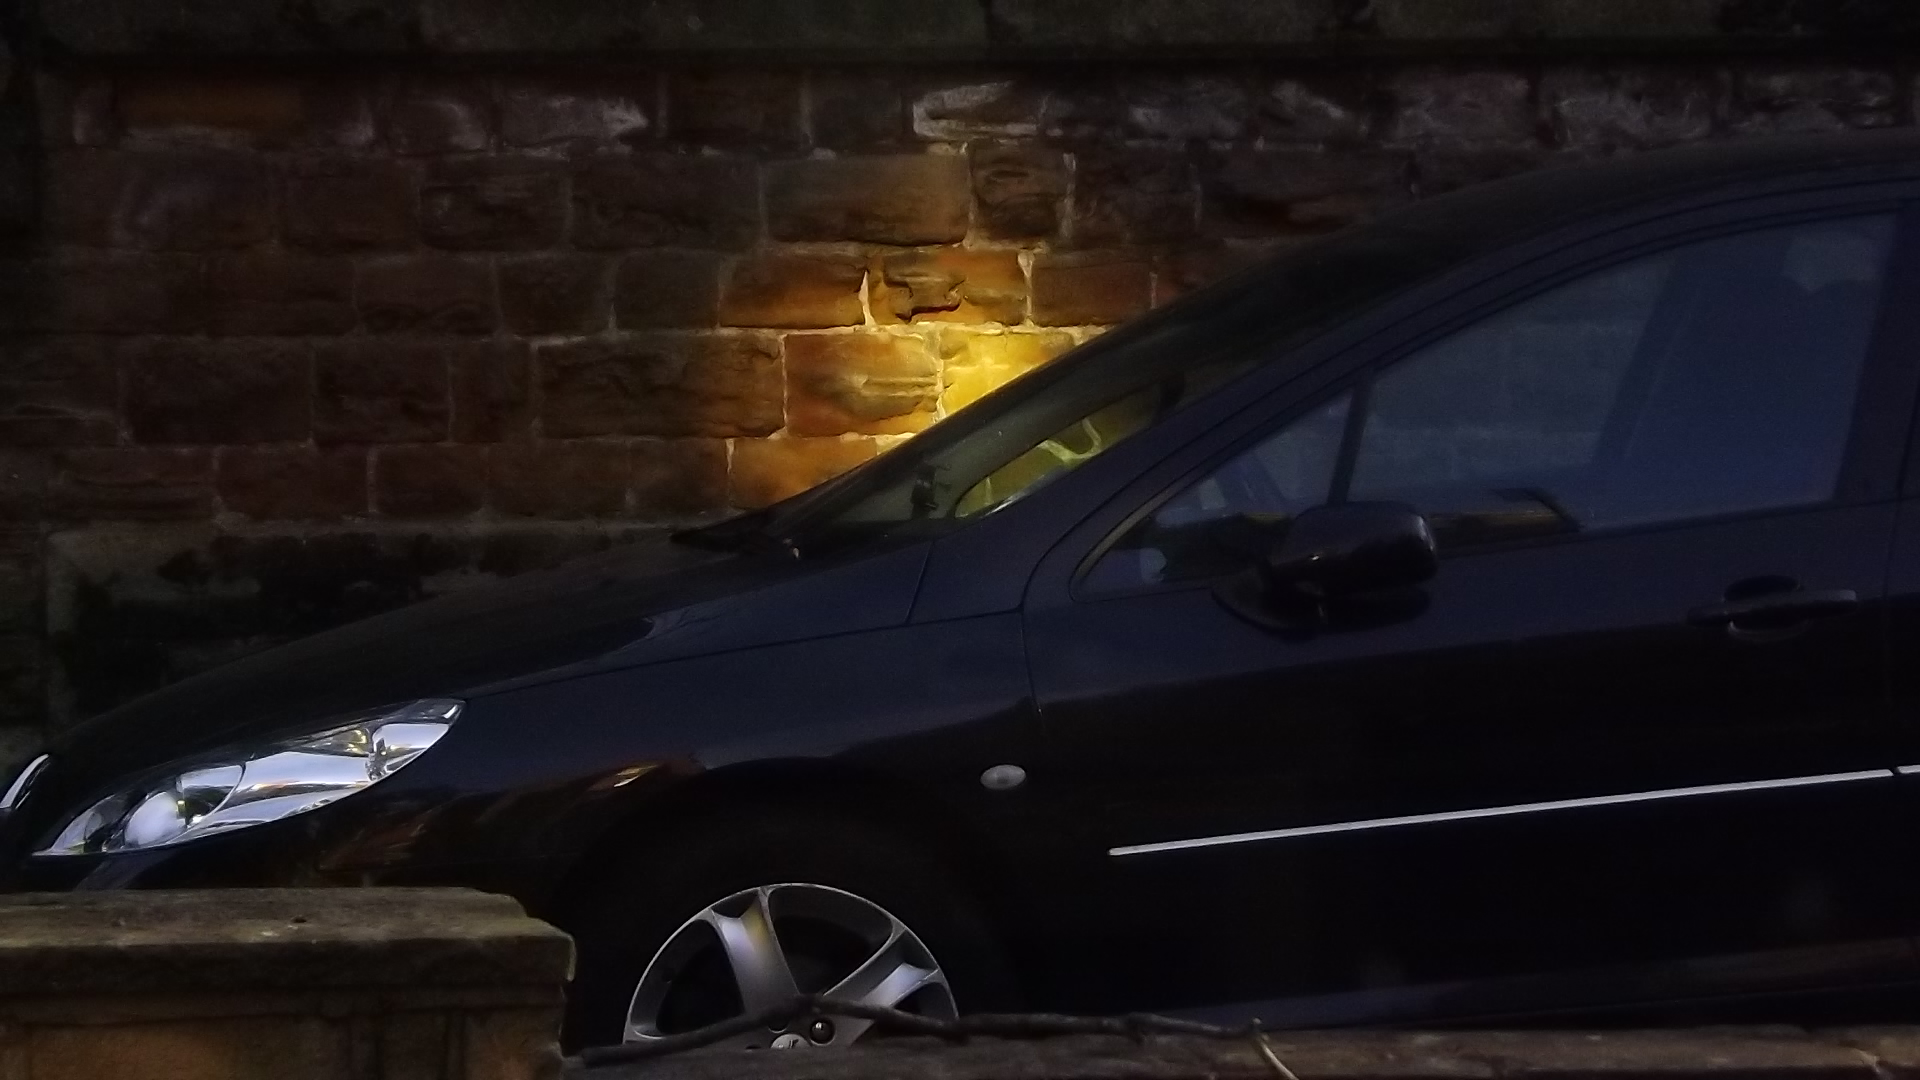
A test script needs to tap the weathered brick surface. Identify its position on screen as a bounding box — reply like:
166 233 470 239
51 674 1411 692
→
729 437 877 509
614 251 722 330
357 256 497 335
375 445 488 517
969 142 1068 240
208 254 356 335
500 254 612 334
1070 148 1195 247
766 156 971 244
282 158 418 252
219 447 368 520
50 448 213 521
314 341 452 444
719 254 867 329
45 150 272 250
125 340 311 445
390 76 495 154
490 443 630 518
1031 252 1152 326
573 156 758 250
1 255 206 334
452 343 535 443
540 335 784 438
1204 150 1410 234
633 439 729 514
500 76 654 149
667 71 805 149
785 333 939 436
0 339 118 447
871 249 1025 325
422 157 569 251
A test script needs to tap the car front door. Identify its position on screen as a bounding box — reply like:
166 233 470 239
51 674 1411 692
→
1020 205 1919 1022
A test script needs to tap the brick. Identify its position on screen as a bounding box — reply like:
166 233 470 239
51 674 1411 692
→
219 446 367 520
541 334 783 438
501 75 654 149
1204 150 1410 235
810 72 909 150
0 339 118 446
208 254 355 335
1386 70 1539 144
375 1013 449 1080
1125 75 1250 140
389 77 495 154
1543 68 1717 151
1031 252 1151 326
115 73 307 148
490 442 630 518
785 333 938 436
282 157 417 252
1413 143 1556 195
43 73 116 148
766 156 970 245
30 1015 347 1080
357 256 497 335
500 254 611 335
911 78 1042 140
970 142 1068 240
0 451 50 522
1070 148 1195 247
633 439 728 515
44 151 272 251
462 1008 564 1080
422 157 569 251
1256 76 1375 144
1040 79 1130 139
375 445 487 518
125 340 310 445
667 70 804 148
0 256 207 334
613 251 722 330
718 254 866 329
50 448 213 521
572 155 759 250
1736 66 1898 133
729 437 876 509
452 342 534 442
314 341 452 444
939 328 1074 413
871 249 1025 325
1154 244 1275 305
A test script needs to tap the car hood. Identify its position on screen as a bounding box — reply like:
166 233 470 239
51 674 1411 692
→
46 531 931 784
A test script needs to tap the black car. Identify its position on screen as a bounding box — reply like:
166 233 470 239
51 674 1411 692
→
11 131 1920 1047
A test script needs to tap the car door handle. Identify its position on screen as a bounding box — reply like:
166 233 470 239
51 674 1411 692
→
1687 588 1860 630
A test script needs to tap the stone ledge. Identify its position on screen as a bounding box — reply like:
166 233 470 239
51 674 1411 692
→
0 888 573 999
34 0 1920 58
579 1028 1919 1080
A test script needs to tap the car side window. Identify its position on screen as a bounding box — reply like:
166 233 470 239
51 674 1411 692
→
1350 213 1894 547
1083 212 1895 593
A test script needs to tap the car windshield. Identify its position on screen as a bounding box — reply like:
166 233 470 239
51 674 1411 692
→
680 154 1724 556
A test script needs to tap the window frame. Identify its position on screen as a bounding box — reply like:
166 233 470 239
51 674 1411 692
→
1063 192 1920 604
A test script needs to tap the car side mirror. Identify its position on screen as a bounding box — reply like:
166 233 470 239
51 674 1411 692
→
1216 502 1438 632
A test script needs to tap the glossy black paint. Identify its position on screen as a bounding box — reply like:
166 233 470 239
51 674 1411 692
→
13 134 1920 1031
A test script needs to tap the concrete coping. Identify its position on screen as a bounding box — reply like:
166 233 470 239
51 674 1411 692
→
0 888 573 999
32 0 1920 59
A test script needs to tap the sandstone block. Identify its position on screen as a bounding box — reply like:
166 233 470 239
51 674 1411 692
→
633 439 729 515
375 445 487 517
44 150 271 251
1735 66 1899 133
939 328 1074 413
0 339 118 446
422 157 569 251
50 448 213 521
357 256 496 335
452 342 535 443
1031 252 1151 326
1542 68 1716 151
208 254 355 335
1386 70 1538 145
501 75 654 149
389 76 495 154
125 340 310 444
970 142 1067 240
911 78 1042 140
719 254 867 329
614 250 723 330
500 254 612 335
1203 150 1411 235
810 73 909 150
282 157 417 252
218 446 367 520
666 70 804 148
490 443 629 518
1070 148 1194 247
729 437 876 509
766 156 970 245
540 334 783 438
1256 76 1374 144
572 155 758 250
314 341 452 444
871 249 1025 325
0 256 207 334
785 333 938 436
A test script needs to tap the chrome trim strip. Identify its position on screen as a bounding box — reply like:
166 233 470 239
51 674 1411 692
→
1108 769 1892 858
0 753 48 812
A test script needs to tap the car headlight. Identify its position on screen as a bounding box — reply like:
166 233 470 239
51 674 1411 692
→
37 698 461 857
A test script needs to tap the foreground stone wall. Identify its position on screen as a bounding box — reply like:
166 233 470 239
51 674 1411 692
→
0 1 1915 746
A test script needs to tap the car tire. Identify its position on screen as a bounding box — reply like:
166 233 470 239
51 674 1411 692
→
559 806 1017 1051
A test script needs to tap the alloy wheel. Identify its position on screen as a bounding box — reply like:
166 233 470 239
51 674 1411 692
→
624 882 957 1048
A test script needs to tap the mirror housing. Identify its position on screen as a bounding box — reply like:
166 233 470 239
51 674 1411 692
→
1217 502 1438 631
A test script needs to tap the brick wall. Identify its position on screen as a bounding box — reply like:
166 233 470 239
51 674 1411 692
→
0 38 1911 744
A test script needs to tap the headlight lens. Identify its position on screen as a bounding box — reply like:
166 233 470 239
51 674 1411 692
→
37 698 461 857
